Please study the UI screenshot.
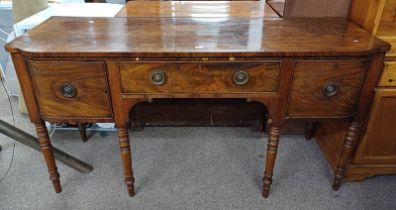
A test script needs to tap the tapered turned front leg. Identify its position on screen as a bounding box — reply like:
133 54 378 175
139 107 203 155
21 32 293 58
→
117 127 136 197
35 122 61 193
262 125 281 198
78 123 88 143
332 121 361 191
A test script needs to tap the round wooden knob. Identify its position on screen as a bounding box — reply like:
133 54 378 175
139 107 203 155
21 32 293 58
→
322 82 338 97
151 70 166 85
233 70 249 85
60 83 77 98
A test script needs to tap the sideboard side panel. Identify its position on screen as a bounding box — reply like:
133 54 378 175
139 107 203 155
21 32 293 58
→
10 53 41 123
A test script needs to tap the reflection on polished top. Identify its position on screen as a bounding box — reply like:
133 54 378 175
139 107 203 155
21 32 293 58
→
115 1 280 18
6 17 390 58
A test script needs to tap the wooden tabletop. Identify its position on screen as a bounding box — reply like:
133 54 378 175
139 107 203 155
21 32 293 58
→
115 1 280 18
6 17 390 58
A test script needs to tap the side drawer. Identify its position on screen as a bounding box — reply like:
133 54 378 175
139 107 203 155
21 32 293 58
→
378 62 396 87
28 60 113 120
287 60 368 118
119 62 280 94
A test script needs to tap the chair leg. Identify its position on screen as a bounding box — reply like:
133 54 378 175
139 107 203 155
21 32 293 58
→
78 123 88 143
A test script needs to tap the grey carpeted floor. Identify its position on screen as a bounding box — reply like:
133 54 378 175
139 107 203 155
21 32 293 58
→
0 83 395 210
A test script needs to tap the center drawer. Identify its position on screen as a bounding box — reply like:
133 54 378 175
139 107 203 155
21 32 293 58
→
119 62 280 94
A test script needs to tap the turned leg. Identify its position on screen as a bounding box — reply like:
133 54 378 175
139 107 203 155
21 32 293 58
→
332 121 361 190
35 122 61 193
262 125 281 198
305 122 318 141
78 123 88 143
117 127 136 197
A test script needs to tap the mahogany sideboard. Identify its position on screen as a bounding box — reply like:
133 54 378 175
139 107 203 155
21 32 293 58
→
5 17 390 197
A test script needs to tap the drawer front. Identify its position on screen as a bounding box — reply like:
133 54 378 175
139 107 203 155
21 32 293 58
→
287 60 368 118
119 62 280 94
378 62 396 87
29 61 112 119
120 63 194 93
194 63 279 93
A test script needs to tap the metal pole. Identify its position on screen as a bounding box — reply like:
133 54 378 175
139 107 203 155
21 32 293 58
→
0 119 93 173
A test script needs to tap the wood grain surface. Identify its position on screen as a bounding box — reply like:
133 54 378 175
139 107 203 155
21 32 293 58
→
6 17 390 58
119 62 279 94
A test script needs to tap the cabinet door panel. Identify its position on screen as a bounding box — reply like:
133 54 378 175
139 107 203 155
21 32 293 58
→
354 89 396 164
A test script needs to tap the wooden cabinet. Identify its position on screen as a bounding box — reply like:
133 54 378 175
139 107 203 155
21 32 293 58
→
317 0 396 181
316 89 396 180
354 89 396 164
